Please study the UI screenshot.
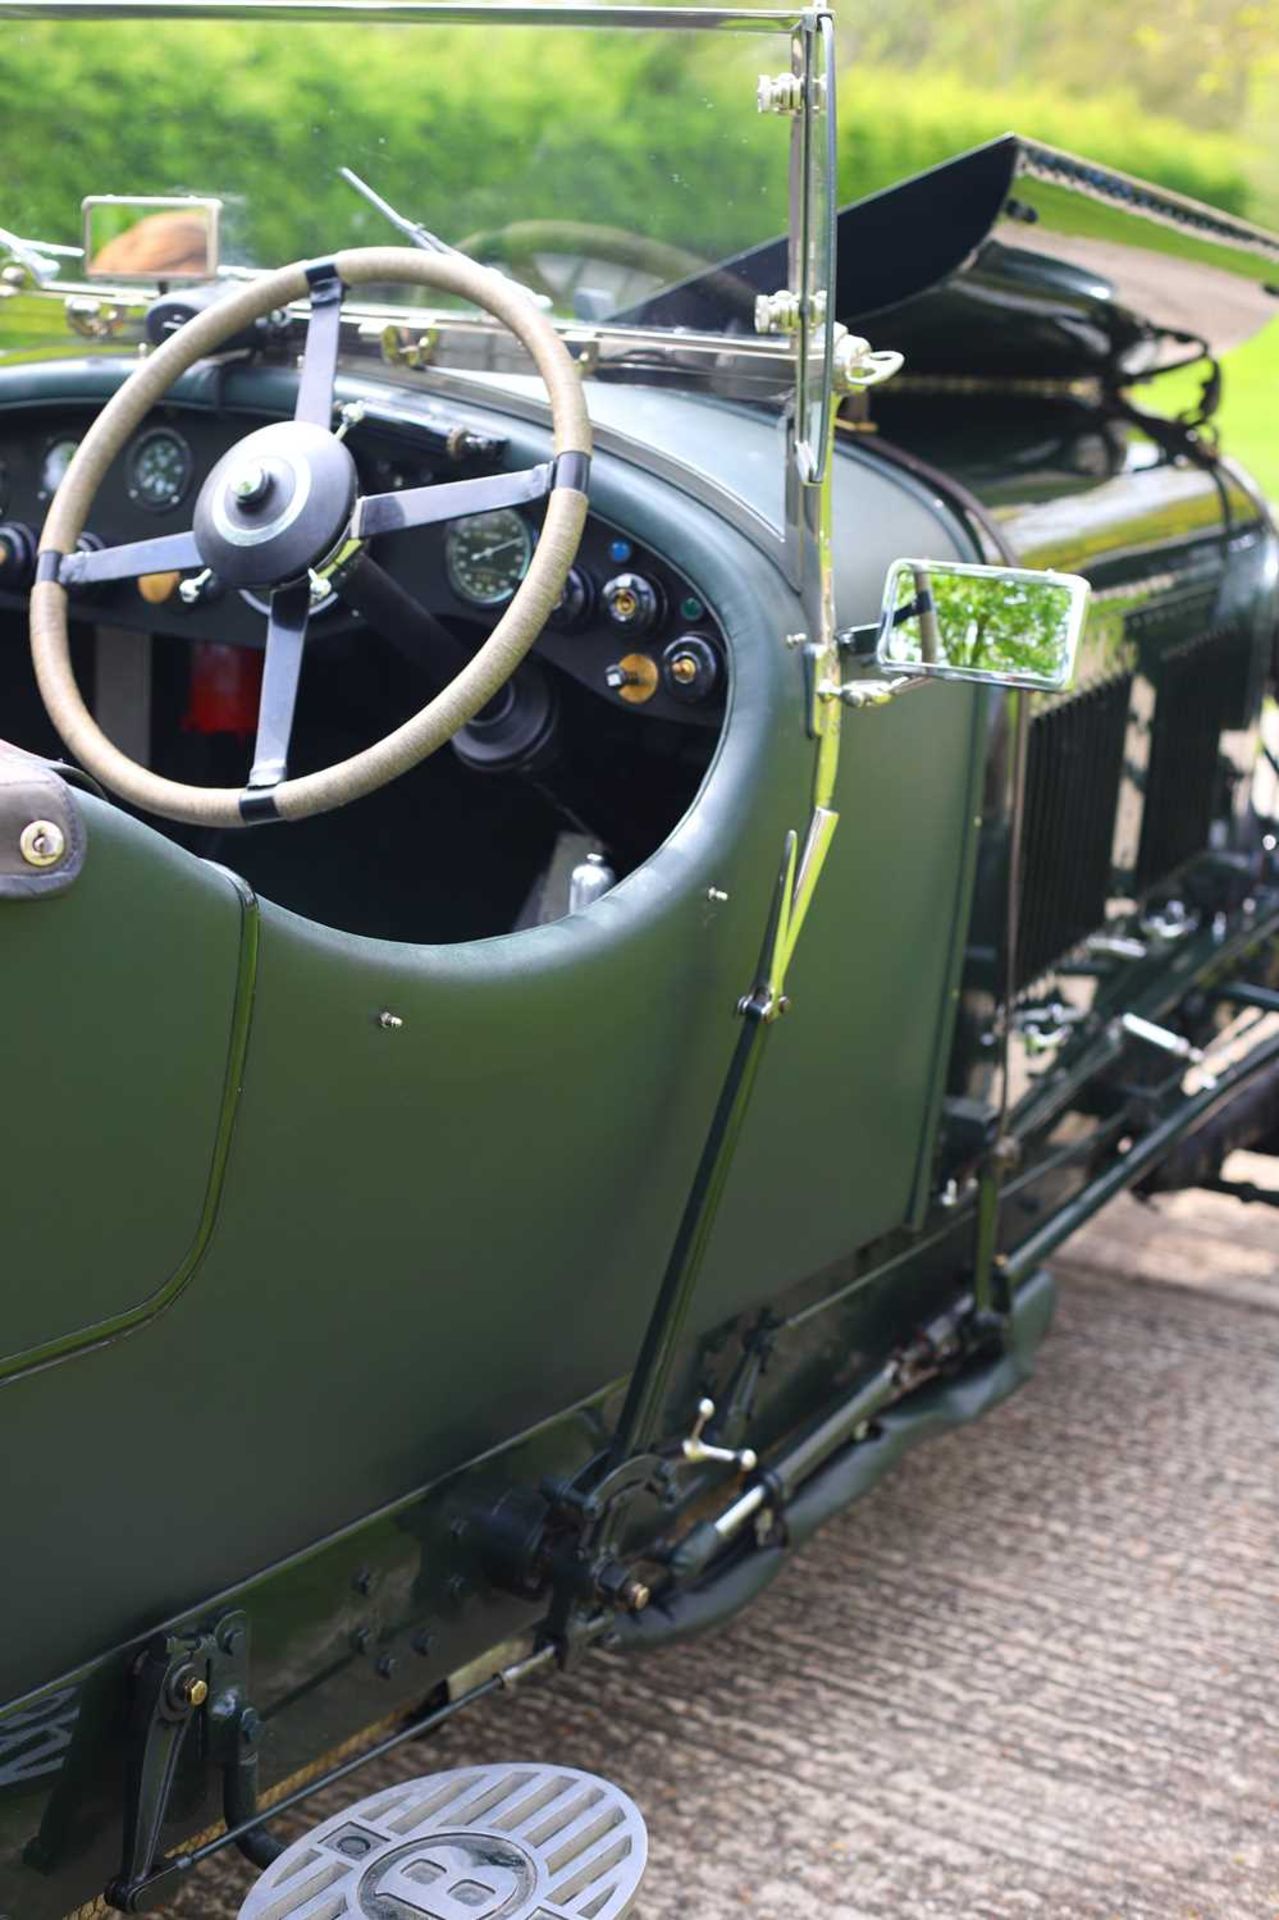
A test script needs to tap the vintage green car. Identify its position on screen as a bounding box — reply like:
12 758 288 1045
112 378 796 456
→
1 4 1277 1915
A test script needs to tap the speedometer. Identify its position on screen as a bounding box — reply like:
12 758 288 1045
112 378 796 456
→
445 509 533 609
127 427 193 512
40 436 80 498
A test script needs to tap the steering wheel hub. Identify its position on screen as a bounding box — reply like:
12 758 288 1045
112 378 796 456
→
194 420 356 589
30 246 590 826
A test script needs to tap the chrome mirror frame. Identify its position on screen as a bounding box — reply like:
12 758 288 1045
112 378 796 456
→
83 195 222 282
875 558 1089 693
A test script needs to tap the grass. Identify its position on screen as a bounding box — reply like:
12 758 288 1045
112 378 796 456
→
1220 326 1279 502
1153 323 1279 503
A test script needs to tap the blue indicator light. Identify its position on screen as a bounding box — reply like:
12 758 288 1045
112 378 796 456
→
608 537 632 564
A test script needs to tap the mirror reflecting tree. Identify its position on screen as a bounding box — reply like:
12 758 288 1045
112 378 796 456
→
876 559 1088 691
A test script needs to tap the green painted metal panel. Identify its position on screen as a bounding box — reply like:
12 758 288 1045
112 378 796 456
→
0 480 816 1698
701 680 986 1318
0 803 252 1374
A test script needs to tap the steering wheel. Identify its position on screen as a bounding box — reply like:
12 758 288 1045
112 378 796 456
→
30 246 591 826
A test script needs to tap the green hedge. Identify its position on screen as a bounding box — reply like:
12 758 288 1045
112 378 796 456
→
838 66 1262 219
0 16 1267 275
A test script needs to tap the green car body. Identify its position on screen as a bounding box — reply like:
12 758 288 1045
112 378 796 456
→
0 9 1276 1913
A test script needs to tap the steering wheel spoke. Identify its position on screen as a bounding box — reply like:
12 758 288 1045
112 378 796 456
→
294 263 346 429
58 527 201 588
247 577 312 791
352 462 556 540
31 246 590 827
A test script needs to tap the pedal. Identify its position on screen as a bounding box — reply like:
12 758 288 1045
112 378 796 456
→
237 1762 647 1919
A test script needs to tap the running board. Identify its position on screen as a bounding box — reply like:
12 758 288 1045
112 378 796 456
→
238 1763 647 1920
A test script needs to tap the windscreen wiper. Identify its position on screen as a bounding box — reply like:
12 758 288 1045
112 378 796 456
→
338 167 456 256
0 223 82 284
338 166 550 308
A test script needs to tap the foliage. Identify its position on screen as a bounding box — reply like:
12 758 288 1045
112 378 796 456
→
845 0 1278 215
0 20 788 265
838 65 1261 219
889 566 1075 681
0 13 1269 276
1155 326 1279 501
0 7 1273 496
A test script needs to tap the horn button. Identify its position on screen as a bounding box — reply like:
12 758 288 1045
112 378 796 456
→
193 421 357 590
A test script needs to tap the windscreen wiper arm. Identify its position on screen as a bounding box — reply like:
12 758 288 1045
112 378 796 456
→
0 223 82 283
337 166 551 308
338 167 455 256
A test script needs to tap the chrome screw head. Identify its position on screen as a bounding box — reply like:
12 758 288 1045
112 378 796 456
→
230 462 271 508
754 288 803 337
19 818 65 868
756 71 804 115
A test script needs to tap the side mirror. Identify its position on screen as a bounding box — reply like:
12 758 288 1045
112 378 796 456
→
875 559 1088 693
82 196 221 282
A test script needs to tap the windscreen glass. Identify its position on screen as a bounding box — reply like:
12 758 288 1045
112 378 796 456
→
0 8 797 342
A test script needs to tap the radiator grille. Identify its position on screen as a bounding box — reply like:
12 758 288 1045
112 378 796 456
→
1135 623 1253 890
1018 674 1131 988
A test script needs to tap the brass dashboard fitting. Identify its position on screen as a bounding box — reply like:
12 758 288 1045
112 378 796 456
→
138 569 182 604
605 653 659 704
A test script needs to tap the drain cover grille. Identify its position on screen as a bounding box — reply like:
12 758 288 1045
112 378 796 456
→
237 1763 647 1920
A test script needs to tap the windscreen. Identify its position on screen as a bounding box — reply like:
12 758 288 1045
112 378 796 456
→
0 6 798 338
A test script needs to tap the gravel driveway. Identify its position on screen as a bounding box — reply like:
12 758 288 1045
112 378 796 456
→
172 1168 1279 1920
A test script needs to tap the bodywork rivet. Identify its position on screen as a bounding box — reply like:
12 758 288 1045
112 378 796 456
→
18 819 65 868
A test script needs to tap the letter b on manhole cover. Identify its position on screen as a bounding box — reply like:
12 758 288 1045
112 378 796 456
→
239 1763 647 1920
364 1832 536 1917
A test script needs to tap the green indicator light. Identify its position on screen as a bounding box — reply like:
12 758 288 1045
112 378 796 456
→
680 594 704 621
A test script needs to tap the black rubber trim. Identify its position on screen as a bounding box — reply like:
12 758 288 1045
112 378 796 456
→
238 788 283 824
552 451 591 494
304 258 344 298
35 550 64 584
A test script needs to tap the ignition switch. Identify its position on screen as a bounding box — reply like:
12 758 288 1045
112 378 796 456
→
662 634 721 703
602 572 661 637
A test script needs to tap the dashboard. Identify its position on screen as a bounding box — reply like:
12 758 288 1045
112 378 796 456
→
0 396 728 736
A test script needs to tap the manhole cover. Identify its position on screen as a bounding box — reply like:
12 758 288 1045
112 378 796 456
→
238 1762 647 1920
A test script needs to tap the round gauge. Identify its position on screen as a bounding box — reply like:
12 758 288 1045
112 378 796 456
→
127 427 193 513
40 436 80 498
445 509 533 609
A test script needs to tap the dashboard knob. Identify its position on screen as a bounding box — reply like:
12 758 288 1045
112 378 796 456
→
0 521 36 593
662 634 721 704
602 571 661 636
550 566 594 631
604 652 659 704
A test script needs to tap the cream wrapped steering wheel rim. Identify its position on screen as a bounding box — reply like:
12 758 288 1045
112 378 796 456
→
30 246 591 827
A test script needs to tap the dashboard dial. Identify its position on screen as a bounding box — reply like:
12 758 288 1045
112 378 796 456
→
127 427 193 512
40 436 80 498
445 509 532 609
